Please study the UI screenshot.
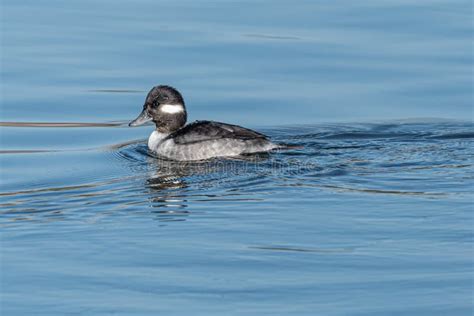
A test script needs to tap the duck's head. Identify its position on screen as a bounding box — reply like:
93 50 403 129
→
129 85 187 133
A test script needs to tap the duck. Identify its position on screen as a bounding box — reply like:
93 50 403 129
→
129 85 286 161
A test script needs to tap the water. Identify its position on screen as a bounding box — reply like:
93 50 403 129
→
1 0 473 315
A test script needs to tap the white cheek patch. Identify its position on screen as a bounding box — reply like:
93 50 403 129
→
160 104 184 114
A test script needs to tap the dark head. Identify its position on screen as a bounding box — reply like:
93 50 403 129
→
129 85 187 133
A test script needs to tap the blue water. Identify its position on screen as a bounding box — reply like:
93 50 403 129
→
1 0 473 315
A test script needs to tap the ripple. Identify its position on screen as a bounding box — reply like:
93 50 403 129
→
249 245 355 254
1 121 473 224
429 132 474 140
0 121 126 128
0 149 60 154
243 33 301 40
87 89 145 93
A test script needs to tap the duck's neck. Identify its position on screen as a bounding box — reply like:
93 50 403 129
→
148 130 170 150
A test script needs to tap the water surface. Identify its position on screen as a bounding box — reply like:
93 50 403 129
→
1 0 473 315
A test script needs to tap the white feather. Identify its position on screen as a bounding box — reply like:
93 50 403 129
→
160 104 184 114
148 130 169 150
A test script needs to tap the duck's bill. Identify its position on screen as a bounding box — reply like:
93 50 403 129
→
129 109 152 127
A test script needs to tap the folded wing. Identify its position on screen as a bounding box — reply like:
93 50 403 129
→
168 120 268 145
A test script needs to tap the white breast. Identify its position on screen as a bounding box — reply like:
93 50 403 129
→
148 130 170 151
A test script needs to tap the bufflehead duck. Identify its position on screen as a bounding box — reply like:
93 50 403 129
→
129 85 285 161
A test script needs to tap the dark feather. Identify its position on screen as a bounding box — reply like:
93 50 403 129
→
166 120 268 145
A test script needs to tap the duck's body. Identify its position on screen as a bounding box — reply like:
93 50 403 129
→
147 120 280 161
129 85 284 161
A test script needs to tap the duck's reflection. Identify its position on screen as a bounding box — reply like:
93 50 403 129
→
143 153 271 222
144 156 190 222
